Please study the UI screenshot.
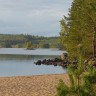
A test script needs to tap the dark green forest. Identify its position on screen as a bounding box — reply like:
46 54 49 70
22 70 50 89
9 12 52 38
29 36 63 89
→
0 34 61 49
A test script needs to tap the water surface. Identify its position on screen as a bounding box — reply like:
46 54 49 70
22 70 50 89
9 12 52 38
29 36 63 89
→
0 48 66 55
0 48 67 77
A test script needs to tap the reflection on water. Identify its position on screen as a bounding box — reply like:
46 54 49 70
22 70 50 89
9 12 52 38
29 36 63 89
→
0 48 66 55
0 49 67 77
0 54 59 60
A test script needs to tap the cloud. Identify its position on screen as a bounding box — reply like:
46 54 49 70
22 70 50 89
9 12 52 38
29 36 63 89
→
0 0 72 36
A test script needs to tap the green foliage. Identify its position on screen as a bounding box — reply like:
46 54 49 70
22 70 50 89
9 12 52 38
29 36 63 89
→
57 58 96 96
26 41 33 50
39 43 50 48
60 0 96 58
57 79 69 96
0 34 60 48
57 0 96 96
57 45 96 96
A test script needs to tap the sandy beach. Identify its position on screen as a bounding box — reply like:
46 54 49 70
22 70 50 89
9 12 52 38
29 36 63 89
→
0 74 69 96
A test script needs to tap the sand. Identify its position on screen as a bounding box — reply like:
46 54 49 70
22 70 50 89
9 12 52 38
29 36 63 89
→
0 74 69 96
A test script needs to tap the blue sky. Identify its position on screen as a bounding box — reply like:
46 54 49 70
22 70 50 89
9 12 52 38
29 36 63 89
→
0 0 72 36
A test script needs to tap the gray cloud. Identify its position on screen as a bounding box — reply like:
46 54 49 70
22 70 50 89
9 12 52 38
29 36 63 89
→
0 0 72 36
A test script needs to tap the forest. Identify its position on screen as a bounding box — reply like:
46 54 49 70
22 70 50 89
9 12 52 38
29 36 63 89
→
0 34 61 49
57 0 96 96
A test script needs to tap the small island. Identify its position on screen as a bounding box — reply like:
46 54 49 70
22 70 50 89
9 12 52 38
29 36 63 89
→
26 41 35 50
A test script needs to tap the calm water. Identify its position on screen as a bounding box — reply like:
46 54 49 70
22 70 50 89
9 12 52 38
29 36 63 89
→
0 48 67 77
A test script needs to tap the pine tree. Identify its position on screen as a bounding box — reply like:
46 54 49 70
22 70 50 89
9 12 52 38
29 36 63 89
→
57 0 96 96
57 45 96 96
60 0 96 58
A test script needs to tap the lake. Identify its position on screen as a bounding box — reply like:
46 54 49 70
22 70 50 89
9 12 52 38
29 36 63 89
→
0 48 67 77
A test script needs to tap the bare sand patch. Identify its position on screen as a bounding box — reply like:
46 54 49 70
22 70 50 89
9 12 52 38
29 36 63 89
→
0 74 69 96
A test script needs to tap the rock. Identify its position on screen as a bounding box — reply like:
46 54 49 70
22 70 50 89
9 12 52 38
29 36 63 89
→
36 60 41 65
61 53 68 60
42 59 46 64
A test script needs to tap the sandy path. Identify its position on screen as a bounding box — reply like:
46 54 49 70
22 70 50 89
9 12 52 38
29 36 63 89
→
0 74 69 96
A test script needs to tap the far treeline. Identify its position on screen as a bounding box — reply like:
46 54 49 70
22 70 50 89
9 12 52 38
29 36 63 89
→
0 34 62 49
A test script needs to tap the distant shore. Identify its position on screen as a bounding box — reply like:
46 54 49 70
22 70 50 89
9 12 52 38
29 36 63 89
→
0 48 66 55
0 74 69 96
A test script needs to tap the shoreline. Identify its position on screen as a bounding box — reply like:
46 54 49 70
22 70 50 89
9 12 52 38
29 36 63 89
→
0 48 66 56
0 74 69 96
0 73 66 78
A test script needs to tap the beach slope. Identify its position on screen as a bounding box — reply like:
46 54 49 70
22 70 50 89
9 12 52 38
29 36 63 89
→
0 74 69 96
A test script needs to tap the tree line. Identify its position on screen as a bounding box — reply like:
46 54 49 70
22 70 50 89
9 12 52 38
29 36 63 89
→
0 34 61 49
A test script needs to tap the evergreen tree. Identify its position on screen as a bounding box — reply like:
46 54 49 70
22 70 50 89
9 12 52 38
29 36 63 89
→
60 0 96 58
57 45 96 96
57 0 96 96
26 41 34 50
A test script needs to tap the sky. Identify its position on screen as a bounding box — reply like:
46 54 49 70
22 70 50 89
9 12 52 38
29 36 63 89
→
0 0 72 37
